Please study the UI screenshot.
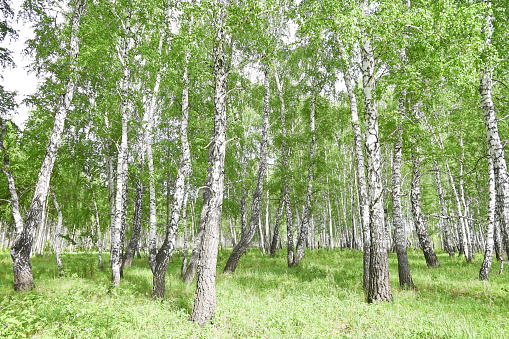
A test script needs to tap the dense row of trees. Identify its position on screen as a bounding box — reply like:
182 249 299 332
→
1 0 508 326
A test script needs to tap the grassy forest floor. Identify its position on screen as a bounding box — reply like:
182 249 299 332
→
0 248 508 338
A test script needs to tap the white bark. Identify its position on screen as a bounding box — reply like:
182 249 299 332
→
111 9 132 287
10 0 87 291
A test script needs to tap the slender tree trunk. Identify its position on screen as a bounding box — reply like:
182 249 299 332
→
342 59 370 290
223 64 270 273
0 119 23 235
458 137 474 262
90 186 103 270
411 151 440 268
110 10 132 286
51 188 63 277
480 156 496 280
152 21 192 298
123 178 143 268
10 0 86 291
360 0 393 302
293 92 316 266
274 69 294 267
392 124 414 288
146 34 165 273
191 19 228 325
479 7 509 260
106 151 116 267
229 217 236 247
182 218 204 283
152 79 192 298
433 161 454 256
180 185 190 276
270 190 284 257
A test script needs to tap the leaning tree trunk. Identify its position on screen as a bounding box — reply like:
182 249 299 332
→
360 0 393 302
223 63 270 273
480 156 496 280
392 127 414 289
411 151 440 268
152 31 192 298
51 188 64 277
10 0 87 291
293 92 316 267
190 21 228 326
0 119 23 235
110 11 132 287
342 57 370 291
274 69 294 267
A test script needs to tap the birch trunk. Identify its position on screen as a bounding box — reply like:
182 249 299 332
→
480 156 496 280
51 188 63 277
123 178 143 268
90 186 103 269
223 64 270 273
270 191 284 257
180 185 190 276
433 161 454 256
392 127 414 288
479 4 509 259
146 34 165 272
110 10 132 286
152 31 192 298
10 0 87 291
342 60 370 290
411 152 440 268
191 18 228 325
445 160 469 257
274 69 294 267
0 119 23 235
360 0 392 302
293 92 316 266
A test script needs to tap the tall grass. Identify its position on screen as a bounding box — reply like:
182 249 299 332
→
0 248 507 338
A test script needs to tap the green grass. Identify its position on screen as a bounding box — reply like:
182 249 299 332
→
0 248 508 338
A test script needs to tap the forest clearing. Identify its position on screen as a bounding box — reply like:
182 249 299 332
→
1 249 508 338
1 0 509 336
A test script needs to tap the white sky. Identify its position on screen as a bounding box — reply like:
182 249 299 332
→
1 0 38 129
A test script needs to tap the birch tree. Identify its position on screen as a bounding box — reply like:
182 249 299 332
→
10 0 87 291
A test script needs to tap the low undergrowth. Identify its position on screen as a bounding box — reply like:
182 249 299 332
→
0 249 507 338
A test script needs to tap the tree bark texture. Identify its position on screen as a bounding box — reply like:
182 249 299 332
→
191 20 228 326
392 127 414 289
274 69 294 267
110 10 132 287
433 161 454 257
91 186 103 269
411 152 440 268
223 64 270 273
152 31 192 297
293 92 316 266
360 3 393 302
51 188 64 277
123 178 143 268
146 33 165 273
480 156 496 280
342 59 370 291
270 190 284 257
10 0 87 291
0 119 23 235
